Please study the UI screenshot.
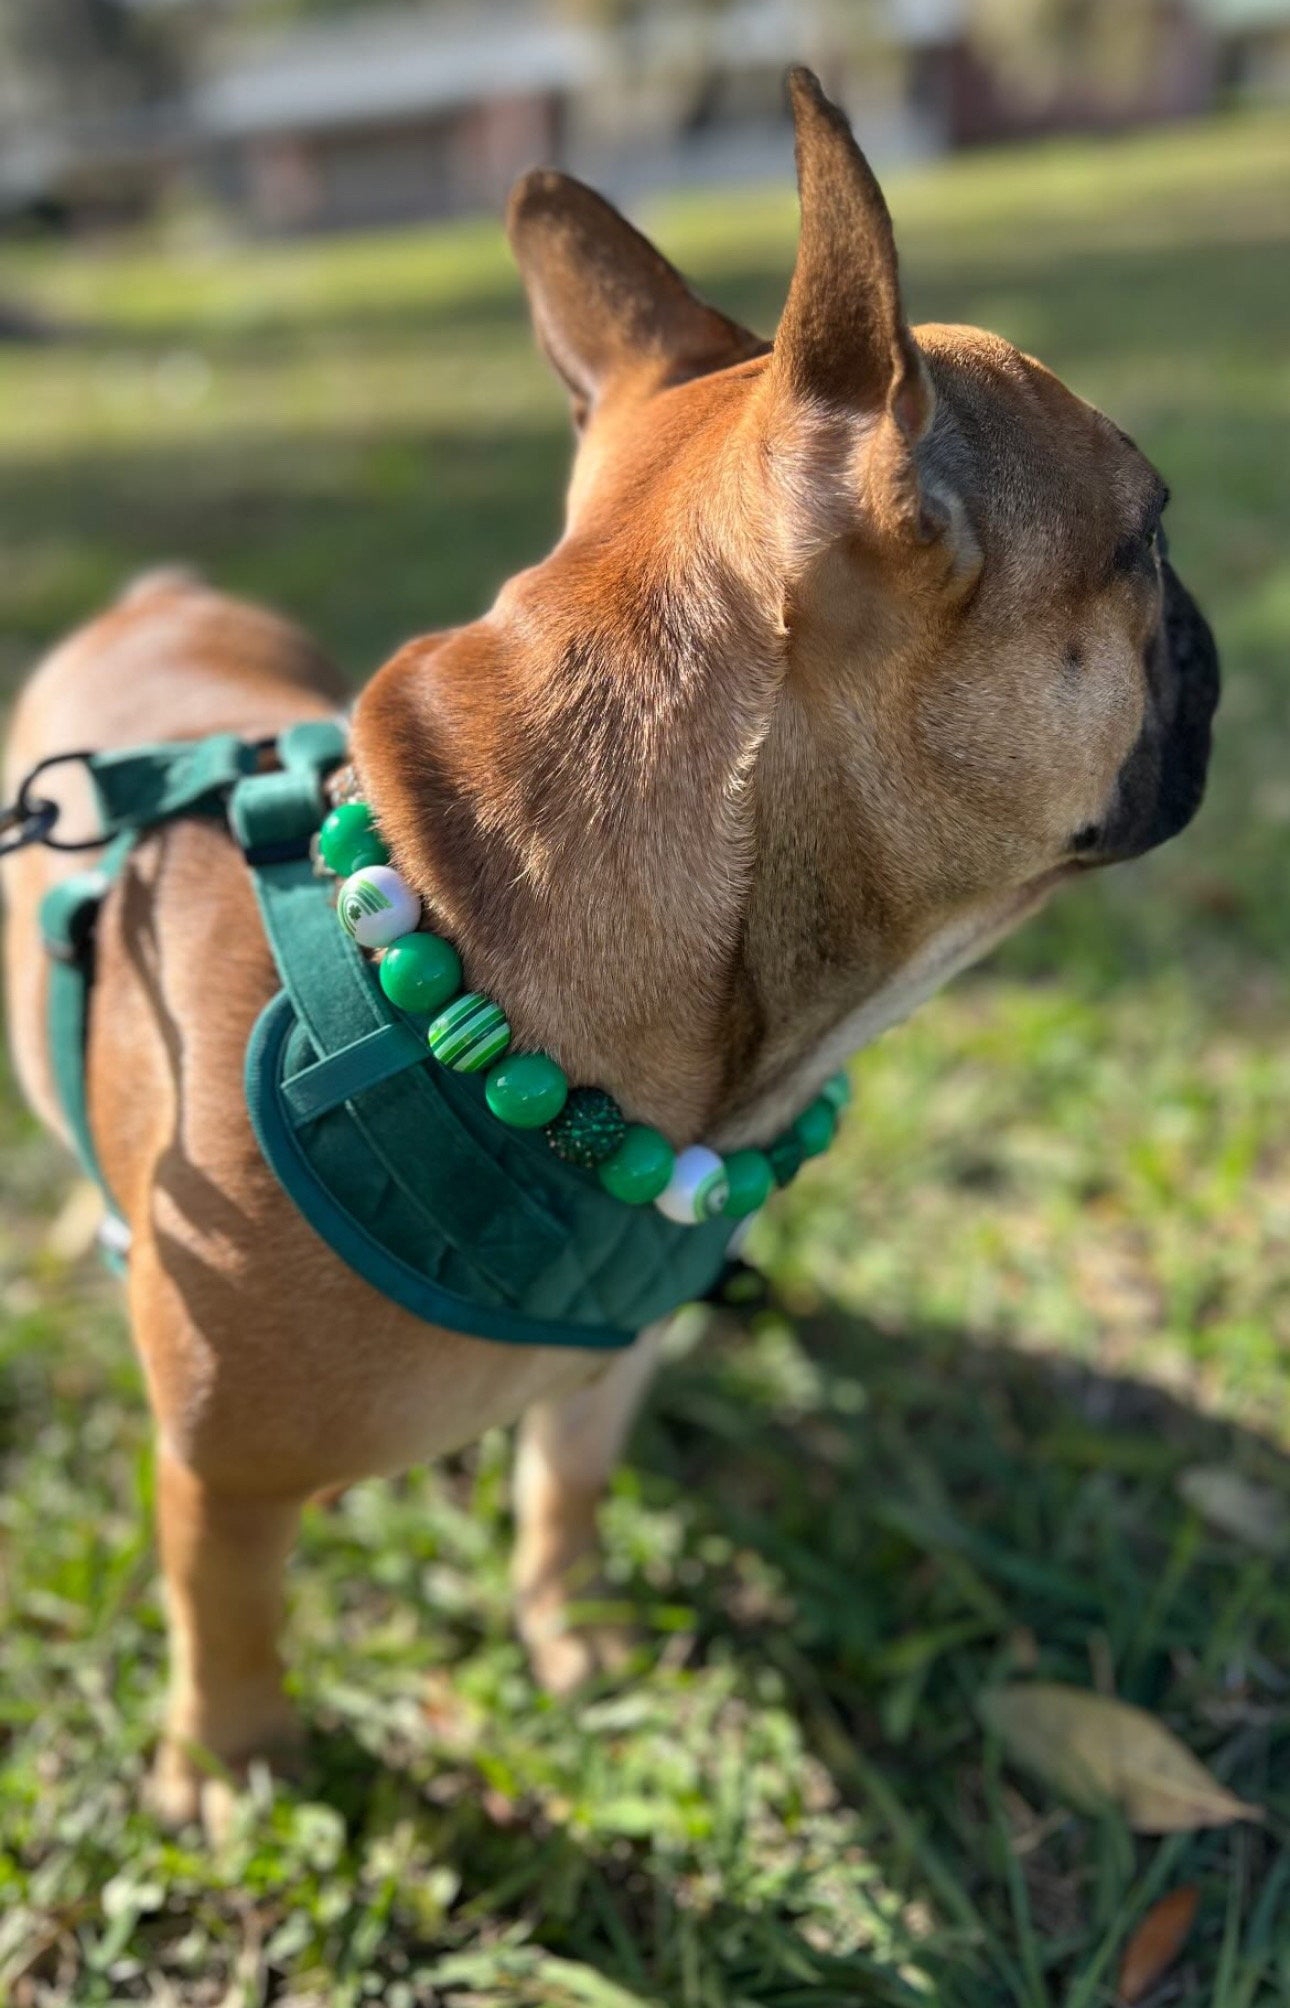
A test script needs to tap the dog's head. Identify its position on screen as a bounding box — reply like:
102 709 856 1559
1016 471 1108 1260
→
358 70 1217 1140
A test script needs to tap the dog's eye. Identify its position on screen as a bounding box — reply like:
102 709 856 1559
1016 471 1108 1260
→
1111 487 1169 580
1143 493 1169 563
1112 521 1164 579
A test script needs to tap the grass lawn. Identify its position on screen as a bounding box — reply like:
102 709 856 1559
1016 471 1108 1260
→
2 111 1290 2005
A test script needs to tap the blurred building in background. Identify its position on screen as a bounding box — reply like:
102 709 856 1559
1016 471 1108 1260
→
195 7 595 231
2 0 1289 236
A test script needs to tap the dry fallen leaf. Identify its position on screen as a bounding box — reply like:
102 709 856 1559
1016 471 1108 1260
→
1116 1885 1198 2003
977 1682 1263 1833
1178 1466 1290 1558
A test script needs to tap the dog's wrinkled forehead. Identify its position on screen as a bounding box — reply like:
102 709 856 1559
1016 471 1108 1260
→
920 327 1165 592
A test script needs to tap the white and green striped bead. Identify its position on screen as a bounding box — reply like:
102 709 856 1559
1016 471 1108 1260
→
337 864 420 948
654 1145 729 1224
427 992 511 1073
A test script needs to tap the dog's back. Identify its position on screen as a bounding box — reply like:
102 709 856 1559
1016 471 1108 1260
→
2 571 343 1137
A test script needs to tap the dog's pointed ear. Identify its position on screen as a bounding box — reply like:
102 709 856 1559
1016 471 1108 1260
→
771 69 946 544
775 68 930 433
507 169 764 424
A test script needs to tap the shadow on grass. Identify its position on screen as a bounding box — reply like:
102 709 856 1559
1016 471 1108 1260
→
0 419 568 686
1 1252 1286 2001
217 1311 1288 2008
14 226 1287 370
285 1719 924 2008
626 1306 1290 2001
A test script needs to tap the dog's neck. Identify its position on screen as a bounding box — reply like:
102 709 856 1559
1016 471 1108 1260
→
349 557 826 1139
351 622 764 1139
352 387 928 1148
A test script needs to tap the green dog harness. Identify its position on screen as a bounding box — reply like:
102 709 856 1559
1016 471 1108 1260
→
34 726 739 1350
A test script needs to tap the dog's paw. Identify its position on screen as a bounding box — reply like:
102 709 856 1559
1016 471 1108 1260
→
518 1593 637 1697
144 1746 238 1845
145 1728 305 1843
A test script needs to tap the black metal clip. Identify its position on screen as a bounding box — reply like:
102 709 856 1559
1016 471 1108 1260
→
0 751 103 857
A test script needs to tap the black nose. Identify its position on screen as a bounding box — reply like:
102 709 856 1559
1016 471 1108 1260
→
1078 558 1220 864
1155 559 1220 834
1162 559 1221 708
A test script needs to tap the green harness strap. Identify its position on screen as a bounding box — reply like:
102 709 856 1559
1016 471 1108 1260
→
39 723 738 1349
89 733 264 829
37 732 281 1263
41 834 136 1258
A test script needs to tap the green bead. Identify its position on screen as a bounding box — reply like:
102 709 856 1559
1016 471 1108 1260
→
767 1132 804 1188
794 1097 837 1159
379 932 461 1015
598 1125 675 1206
720 1148 775 1220
485 1052 568 1129
319 801 389 876
547 1087 626 1169
427 992 511 1072
821 1070 852 1113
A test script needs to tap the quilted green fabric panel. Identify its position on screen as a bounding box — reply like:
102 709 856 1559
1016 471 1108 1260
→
240 776 735 1350
248 988 734 1350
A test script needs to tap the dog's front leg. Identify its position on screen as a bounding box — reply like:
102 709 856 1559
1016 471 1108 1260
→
511 1322 667 1694
148 1447 304 1837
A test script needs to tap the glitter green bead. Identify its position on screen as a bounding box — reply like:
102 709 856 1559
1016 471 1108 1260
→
546 1087 626 1169
427 992 511 1072
598 1125 675 1206
319 801 389 876
720 1148 775 1220
767 1131 804 1188
378 932 461 1015
485 1052 568 1129
794 1096 837 1159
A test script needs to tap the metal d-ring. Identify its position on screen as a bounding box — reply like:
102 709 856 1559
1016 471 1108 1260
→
0 750 103 856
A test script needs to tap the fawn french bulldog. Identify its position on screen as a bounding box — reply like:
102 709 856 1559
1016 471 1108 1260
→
2 71 1217 1833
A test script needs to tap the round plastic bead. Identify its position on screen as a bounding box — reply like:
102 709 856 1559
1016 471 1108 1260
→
794 1096 837 1159
378 932 461 1015
427 992 511 1072
598 1125 675 1206
319 802 389 876
337 864 420 947
720 1148 776 1221
655 1145 730 1224
546 1087 626 1169
820 1070 852 1113
485 1052 568 1129
767 1131 804 1188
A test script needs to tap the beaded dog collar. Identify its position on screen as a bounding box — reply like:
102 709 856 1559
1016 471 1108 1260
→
317 800 850 1227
